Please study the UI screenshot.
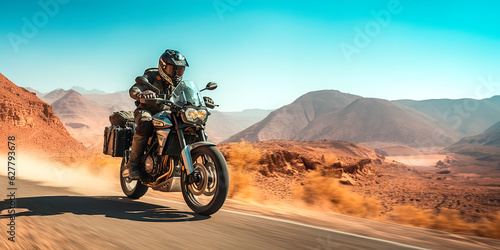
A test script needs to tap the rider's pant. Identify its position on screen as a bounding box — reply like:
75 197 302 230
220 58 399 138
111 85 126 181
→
127 109 154 167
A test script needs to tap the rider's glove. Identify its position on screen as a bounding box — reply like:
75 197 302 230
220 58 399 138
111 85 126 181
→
203 96 214 105
138 90 156 99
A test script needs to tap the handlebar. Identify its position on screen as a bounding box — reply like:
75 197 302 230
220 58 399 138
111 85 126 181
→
139 97 217 109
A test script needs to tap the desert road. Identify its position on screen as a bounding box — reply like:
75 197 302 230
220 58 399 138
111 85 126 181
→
1 177 499 249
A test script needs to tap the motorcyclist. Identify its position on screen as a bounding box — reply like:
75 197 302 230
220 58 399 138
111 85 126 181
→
122 49 189 180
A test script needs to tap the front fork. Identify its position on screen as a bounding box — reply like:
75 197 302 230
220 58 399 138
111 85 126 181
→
178 129 195 176
175 122 213 184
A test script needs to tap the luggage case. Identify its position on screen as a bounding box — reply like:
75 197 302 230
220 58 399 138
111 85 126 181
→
103 126 133 157
109 111 134 128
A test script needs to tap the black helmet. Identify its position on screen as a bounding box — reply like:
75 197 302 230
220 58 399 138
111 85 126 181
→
158 49 189 85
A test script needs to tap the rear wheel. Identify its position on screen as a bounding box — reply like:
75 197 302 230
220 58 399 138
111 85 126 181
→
181 146 229 215
120 157 148 199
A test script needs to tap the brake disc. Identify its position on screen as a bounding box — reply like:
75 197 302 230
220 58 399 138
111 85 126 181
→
188 163 208 196
203 162 217 196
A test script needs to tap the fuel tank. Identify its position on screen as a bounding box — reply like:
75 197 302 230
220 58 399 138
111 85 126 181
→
152 111 173 128
153 111 173 155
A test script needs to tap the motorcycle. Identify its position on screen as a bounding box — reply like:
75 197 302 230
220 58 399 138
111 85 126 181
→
119 79 229 216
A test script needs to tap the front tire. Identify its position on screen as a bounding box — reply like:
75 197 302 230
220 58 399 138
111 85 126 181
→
181 146 229 215
120 157 148 199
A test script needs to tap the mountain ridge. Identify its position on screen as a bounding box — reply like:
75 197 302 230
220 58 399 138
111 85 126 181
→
224 90 362 142
294 98 456 146
225 89 500 148
51 89 112 150
393 97 500 136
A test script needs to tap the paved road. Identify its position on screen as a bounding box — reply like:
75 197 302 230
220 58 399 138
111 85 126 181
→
1 177 499 249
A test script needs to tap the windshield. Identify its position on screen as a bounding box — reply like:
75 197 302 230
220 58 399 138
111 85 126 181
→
170 80 205 107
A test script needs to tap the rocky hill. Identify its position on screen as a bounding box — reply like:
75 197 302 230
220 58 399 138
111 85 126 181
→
484 120 500 133
219 140 383 182
446 121 500 163
224 90 361 142
294 98 456 146
224 90 500 150
224 91 457 148
394 97 500 137
82 91 136 112
41 88 135 112
51 90 112 151
42 89 71 104
71 86 107 94
219 140 500 222
0 73 86 156
52 90 111 120
456 124 500 148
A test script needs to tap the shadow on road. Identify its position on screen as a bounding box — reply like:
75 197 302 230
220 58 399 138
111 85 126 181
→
0 196 209 222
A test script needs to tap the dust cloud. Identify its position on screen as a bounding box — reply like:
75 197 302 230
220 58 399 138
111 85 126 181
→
1 150 119 194
294 171 381 218
224 141 261 201
391 205 500 239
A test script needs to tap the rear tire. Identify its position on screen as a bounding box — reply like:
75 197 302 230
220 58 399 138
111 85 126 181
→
120 157 148 199
181 146 229 215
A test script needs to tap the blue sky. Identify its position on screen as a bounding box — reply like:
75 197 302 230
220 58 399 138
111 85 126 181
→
1 0 499 111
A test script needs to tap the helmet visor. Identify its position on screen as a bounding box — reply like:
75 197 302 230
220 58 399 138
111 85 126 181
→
164 64 185 78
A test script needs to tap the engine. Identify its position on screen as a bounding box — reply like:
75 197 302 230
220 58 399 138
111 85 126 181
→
144 155 170 177
144 155 172 178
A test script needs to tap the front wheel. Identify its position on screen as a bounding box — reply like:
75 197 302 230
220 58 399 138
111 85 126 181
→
120 157 148 199
181 146 229 215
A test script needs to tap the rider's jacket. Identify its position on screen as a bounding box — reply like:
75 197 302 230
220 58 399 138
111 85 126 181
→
129 68 176 112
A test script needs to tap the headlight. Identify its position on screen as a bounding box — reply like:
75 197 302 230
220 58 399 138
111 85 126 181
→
184 108 208 123
185 108 197 121
198 109 207 119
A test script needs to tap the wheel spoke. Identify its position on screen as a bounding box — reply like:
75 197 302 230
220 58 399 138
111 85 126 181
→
185 153 218 204
181 146 228 215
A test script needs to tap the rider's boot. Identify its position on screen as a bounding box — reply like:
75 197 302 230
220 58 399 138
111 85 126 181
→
122 132 149 180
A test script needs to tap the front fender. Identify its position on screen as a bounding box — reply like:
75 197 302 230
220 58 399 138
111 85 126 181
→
188 141 217 151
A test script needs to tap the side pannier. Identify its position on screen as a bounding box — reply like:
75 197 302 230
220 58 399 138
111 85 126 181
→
109 110 134 128
103 111 134 157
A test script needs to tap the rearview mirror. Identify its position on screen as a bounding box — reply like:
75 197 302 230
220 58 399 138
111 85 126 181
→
201 82 218 92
